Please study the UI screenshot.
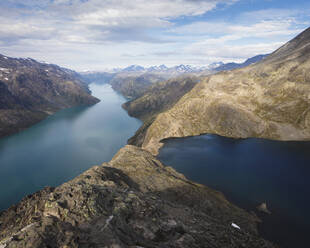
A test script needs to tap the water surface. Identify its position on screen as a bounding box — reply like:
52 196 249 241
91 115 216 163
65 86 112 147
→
0 83 141 210
158 134 310 248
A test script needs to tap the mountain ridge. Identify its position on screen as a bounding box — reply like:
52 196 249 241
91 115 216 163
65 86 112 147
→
124 27 310 155
0 54 99 138
81 54 268 76
0 145 277 248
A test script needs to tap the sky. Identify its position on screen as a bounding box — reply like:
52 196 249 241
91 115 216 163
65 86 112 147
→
0 0 309 71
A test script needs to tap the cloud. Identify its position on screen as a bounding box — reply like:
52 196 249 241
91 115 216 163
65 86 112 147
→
0 1 309 70
0 0 234 44
0 0 238 69
163 9 307 63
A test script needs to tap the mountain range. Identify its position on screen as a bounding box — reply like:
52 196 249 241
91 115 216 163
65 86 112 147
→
81 54 268 99
82 54 268 76
125 27 310 155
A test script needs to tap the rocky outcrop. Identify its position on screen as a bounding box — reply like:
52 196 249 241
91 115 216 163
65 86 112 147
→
0 145 276 248
134 27 310 155
0 54 99 137
257 203 271 215
110 72 169 99
123 76 199 121
122 76 199 146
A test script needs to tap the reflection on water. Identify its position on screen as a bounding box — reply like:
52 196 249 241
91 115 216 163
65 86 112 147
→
0 84 141 211
158 134 310 248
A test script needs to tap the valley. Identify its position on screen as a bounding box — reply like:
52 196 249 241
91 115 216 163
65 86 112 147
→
0 24 310 248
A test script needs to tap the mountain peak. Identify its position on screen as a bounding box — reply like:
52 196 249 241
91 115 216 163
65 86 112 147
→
122 65 145 72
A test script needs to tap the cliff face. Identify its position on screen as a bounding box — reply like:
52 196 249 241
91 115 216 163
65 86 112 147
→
123 76 199 146
0 145 276 248
110 72 169 99
0 54 99 137
123 76 199 121
136 27 310 155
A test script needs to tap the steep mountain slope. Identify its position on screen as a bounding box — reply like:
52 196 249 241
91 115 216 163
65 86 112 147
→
0 145 276 248
0 54 99 137
123 76 199 121
109 72 169 99
134 27 310 155
123 76 199 146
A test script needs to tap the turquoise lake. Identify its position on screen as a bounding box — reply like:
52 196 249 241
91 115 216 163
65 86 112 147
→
0 83 141 211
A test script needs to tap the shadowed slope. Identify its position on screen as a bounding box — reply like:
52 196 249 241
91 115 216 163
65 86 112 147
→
0 54 99 137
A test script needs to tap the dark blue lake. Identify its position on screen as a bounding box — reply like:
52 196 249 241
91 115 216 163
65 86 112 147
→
0 83 141 211
157 135 310 248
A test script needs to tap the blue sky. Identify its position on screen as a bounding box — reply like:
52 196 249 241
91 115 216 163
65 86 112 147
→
0 0 309 70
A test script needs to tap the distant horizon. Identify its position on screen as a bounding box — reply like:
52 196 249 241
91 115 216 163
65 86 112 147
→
72 53 269 72
1 52 268 72
0 0 309 71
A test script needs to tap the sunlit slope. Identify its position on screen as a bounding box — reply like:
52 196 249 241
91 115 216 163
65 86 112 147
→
140 27 310 154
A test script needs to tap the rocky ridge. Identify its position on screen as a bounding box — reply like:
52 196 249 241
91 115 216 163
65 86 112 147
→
110 73 169 99
133 27 310 155
214 54 269 72
0 145 276 248
123 76 200 146
123 76 199 121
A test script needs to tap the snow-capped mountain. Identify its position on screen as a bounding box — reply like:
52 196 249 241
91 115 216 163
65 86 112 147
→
81 54 268 76
207 62 224 70
147 64 169 72
122 65 145 72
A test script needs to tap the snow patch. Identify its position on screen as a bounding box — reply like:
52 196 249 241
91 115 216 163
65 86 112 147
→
103 215 114 230
54 89 60 95
231 223 241 229
21 223 36 232
0 68 10 74
106 215 114 225
0 222 36 247
0 237 12 248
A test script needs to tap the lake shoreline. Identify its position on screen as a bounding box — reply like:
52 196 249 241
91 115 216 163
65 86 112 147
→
0 84 141 211
157 134 310 248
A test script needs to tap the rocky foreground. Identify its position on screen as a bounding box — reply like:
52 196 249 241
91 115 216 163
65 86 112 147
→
0 145 276 247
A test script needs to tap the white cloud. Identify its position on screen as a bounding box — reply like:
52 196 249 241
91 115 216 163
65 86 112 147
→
0 0 233 44
165 15 306 64
0 1 308 70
